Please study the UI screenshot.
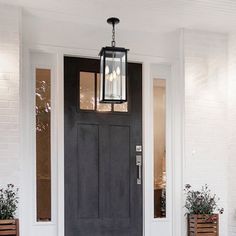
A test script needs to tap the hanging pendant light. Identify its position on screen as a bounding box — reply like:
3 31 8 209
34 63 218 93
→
99 17 129 103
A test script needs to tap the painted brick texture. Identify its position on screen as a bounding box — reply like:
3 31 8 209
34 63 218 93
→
184 30 228 236
228 33 236 236
1 4 235 236
0 5 20 186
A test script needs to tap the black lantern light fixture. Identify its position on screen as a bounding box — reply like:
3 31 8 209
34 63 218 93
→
99 17 129 103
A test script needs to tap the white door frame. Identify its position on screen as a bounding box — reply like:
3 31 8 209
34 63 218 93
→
20 43 184 236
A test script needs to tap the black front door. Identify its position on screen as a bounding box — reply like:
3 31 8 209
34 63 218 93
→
64 57 142 236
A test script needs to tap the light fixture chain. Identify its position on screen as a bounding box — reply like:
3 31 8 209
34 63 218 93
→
112 23 116 47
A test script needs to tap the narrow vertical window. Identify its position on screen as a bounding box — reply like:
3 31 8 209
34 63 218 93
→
36 68 51 222
153 79 166 218
80 72 95 110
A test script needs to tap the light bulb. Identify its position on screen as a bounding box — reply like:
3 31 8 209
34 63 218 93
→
105 65 109 75
112 70 117 79
109 74 113 81
116 66 120 75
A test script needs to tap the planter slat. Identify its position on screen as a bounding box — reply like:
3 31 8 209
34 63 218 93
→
188 214 219 236
0 225 16 230
197 229 217 233
0 219 19 236
197 224 217 227
0 230 17 235
0 221 15 225
195 234 216 236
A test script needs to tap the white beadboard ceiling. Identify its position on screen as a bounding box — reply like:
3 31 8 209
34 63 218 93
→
1 0 236 33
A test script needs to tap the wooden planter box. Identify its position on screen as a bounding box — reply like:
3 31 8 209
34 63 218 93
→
188 214 218 236
0 219 19 236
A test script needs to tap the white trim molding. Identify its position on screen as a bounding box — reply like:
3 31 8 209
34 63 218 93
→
21 42 184 236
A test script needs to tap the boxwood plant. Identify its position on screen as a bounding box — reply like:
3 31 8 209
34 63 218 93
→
0 184 18 220
184 184 224 215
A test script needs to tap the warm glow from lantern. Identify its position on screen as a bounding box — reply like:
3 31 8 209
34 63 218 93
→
112 70 117 79
109 73 113 81
105 65 109 75
116 66 120 75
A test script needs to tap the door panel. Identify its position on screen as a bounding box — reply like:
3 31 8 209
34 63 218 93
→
77 124 99 219
64 57 142 236
109 125 130 219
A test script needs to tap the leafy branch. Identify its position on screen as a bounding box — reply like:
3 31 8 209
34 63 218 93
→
184 184 224 215
0 184 19 220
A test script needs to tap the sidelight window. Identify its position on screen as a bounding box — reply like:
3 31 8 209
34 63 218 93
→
35 68 52 222
153 79 166 218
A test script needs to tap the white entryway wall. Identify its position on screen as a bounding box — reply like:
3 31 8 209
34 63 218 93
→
184 30 228 236
2 2 236 236
183 29 236 236
228 33 236 236
20 8 184 236
0 5 20 187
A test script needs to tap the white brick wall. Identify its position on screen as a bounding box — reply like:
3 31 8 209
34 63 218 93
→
184 30 228 235
0 4 20 186
0 4 235 235
228 33 236 236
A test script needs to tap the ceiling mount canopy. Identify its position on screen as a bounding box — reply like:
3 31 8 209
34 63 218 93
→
99 17 129 104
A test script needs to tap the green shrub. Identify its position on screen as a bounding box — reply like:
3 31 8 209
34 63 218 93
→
0 184 18 220
184 184 224 215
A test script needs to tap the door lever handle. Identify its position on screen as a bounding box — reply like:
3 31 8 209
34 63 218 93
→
136 155 142 185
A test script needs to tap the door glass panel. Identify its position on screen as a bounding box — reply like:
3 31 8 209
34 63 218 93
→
79 72 128 113
97 74 112 112
80 72 95 110
153 79 166 218
114 102 128 112
35 68 51 222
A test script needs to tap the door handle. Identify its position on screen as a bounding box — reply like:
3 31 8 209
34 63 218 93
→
136 155 142 184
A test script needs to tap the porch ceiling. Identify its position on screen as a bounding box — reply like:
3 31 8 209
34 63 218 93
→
0 0 236 33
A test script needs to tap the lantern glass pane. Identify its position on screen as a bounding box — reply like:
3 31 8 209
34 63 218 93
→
100 55 104 101
97 74 112 112
103 50 126 101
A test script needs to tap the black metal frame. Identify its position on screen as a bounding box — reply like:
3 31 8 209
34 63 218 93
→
99 46 129 104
